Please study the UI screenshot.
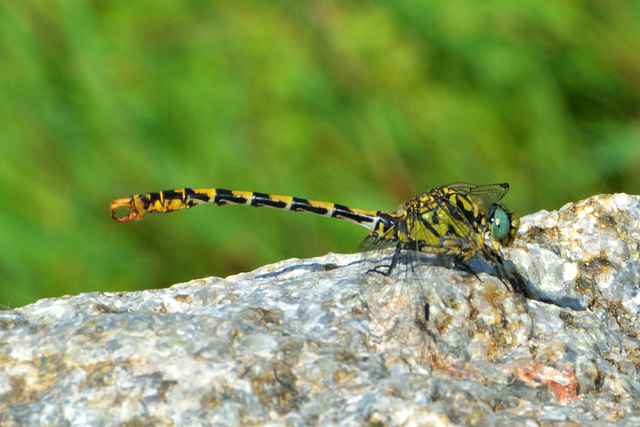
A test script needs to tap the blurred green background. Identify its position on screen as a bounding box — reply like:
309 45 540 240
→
2 1 639 307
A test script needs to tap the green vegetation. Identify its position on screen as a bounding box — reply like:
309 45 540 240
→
2 1 639 307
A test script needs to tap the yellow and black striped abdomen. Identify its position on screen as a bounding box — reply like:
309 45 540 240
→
110 188 384 230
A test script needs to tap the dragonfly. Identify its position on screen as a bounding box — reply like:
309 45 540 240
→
110 183 519 284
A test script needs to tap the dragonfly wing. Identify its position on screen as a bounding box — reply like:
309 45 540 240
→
358 233 398 253
444 183 509 212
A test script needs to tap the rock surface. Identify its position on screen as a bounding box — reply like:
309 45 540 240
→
1 193 640 426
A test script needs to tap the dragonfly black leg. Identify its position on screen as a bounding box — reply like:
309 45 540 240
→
368 243 404 276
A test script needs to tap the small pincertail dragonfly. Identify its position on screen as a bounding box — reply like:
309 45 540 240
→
110 183 519 284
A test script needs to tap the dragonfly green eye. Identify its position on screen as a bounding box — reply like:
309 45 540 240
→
489 204 511 242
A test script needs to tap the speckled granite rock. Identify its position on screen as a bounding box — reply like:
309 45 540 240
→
1 193 640 426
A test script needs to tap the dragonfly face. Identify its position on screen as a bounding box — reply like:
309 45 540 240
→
487 203 519 247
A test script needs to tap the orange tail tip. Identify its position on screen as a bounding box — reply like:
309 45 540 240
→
110 197 143 222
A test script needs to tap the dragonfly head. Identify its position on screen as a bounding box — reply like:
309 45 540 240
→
486 203 519 248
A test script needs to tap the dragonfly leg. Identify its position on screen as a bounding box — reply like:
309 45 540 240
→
368 242 405 276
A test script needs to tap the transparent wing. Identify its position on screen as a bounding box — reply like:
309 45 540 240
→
355 183 517 341
358 232 398 253
356 193 475 335
444 182 509 212
357 247 434 339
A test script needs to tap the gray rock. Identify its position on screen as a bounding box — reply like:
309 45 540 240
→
1 193 640 426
